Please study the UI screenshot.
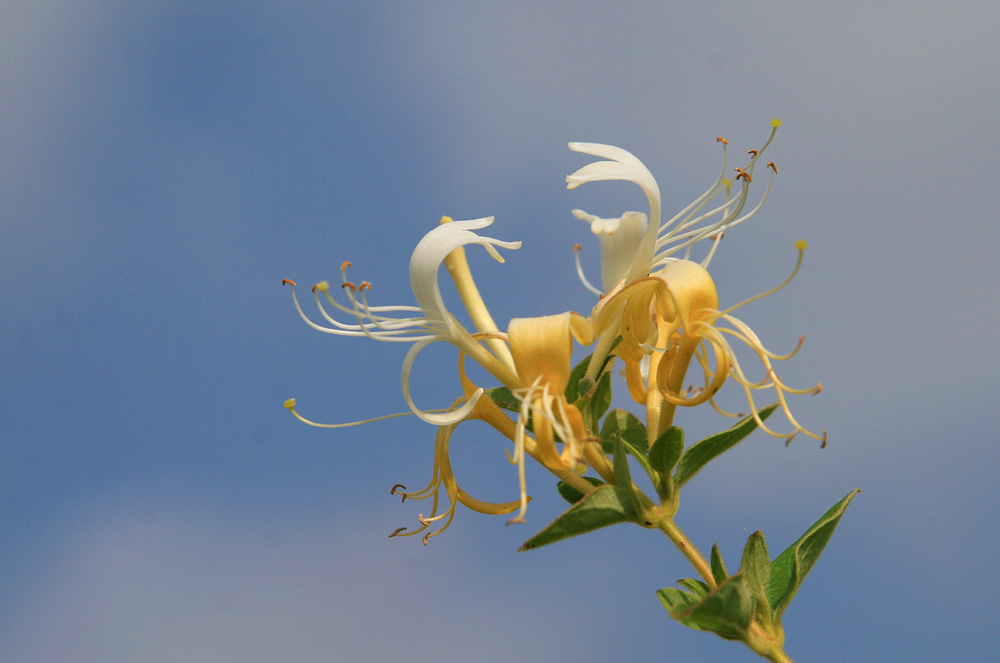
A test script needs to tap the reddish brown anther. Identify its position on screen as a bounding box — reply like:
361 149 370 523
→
767 161 779 174
388 527 407 538
390 484 407 495
359 281 372 291
340 261 352 271
282 278 297 286
573 243 582 252
747 149 759 157
311 284 318 293
735 169 752 183
341 281 357 292
820 432 828 449
716 136 729 145
422 533 431 546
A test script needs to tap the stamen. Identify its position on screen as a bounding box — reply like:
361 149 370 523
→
282 278 297 286
388 527 407 538
284 399 447 428
716 136 729 145
341 281 357 292
340 261 352 271
719 241 807 316
359 281 372 291
767 161 779 174
572 243 604 296
747 149 758 157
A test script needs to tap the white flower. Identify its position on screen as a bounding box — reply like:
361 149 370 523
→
285 217 521 426
567 120 783 294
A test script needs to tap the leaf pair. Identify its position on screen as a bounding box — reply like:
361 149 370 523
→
658 490 860 642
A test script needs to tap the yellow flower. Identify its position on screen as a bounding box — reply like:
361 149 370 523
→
568 122 825 445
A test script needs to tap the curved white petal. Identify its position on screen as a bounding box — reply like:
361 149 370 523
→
408 217 521 335
566 143 662 282
568 142 645 167
401 338 483 425
572 209 648 292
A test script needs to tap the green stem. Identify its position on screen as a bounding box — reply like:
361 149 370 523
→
650 511 716 590
762 646 795 663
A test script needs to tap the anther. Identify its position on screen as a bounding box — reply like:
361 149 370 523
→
418 515 431 527
284 398 296 409
390 484 407 495
282 278 297 286
747 149 759 157
716 136 729 145
735 170 752 183
820 431 828 449
767 161 779 174
784 432 798 447
340 261 352 271
359 281 372 291
422 533 431 546
812 382 824 395
573 243 582 252
341 281 357 292
388 527 407 538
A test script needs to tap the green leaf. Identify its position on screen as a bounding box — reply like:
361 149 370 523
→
674 404 779 487
564 354 592 404
711 544 729 585
586 371 613 421
659 573 754 641
656 587 700 613
678 578 710 597
556 476 605 505
600 409 648 455
767 489 861 620
483 386 519 413
611 438 637 501
519 485 641 551
741 531 772 625
649 427 683 474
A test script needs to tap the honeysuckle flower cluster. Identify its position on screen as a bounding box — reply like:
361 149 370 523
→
284 120 824 544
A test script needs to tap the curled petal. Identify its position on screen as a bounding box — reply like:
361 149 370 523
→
408 217 522 334
401 338 483 425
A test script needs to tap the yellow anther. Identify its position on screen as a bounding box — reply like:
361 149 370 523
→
795 239 808 251
340 261 352 271
767 161 779 174
716 136 729 144
284 398 296 409
439 215 454 225
282 278 297 286
771 118 782 127
313 280 329 292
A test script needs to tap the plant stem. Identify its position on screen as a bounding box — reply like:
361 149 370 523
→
653 514 716 590
763 647 795 663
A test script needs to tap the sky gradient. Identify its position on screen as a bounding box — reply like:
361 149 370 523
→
2 2 999 661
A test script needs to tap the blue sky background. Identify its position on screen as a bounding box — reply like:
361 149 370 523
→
2 2 998 661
